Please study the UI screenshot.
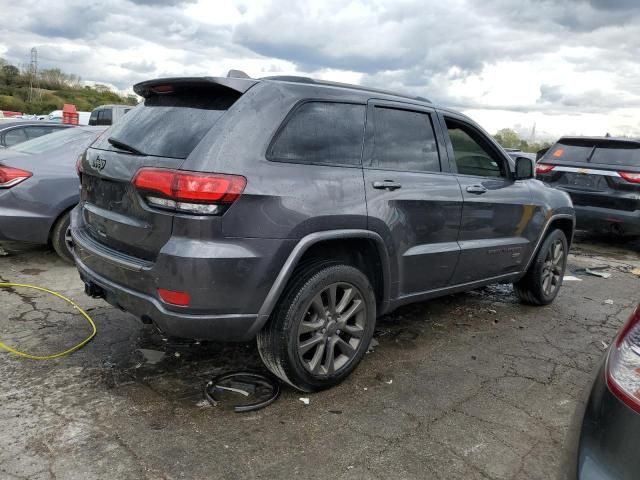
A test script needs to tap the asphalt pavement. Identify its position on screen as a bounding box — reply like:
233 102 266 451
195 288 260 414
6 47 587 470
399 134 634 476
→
1 233 638 479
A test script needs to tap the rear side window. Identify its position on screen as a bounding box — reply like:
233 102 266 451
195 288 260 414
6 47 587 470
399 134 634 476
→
89 111 99 126
3 128 28 146
92 86 240 159
546 140 640 166
99 109 112 126
370 107 440 172
268 102 365 166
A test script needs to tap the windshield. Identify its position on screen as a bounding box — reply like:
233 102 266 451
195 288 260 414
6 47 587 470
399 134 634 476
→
10 128 91 154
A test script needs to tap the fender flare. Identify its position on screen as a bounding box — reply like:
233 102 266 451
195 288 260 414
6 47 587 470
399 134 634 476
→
522 212 575 272
248 229 392 337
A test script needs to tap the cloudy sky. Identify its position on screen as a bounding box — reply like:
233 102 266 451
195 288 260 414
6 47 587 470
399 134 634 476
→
1 0 639 140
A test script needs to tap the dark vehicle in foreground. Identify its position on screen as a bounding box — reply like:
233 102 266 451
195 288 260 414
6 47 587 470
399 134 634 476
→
88 104 133 126
561 304 640 479
72 73 575 391
0 126 107 262
536 137 640 236
0 119 72 148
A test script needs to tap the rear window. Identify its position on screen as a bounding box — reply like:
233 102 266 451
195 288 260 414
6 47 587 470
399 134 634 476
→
546 140 640 166
591 145 640 166
268 102 365 166
10 128 92 154
92 86 240 159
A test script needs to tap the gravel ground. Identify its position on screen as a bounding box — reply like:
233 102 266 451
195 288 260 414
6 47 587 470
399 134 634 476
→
1 233 639 480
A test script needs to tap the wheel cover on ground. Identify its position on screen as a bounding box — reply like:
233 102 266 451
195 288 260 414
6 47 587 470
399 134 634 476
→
296 282 367 376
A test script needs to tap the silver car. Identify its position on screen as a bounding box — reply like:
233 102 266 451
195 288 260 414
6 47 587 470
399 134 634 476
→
0 126 106 262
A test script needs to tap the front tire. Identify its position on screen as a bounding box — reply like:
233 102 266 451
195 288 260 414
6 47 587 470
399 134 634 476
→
513 229 568 305
51 212 74 264
257 261 376 392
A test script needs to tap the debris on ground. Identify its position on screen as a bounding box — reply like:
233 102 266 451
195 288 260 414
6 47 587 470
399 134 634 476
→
385 379 393 385
138 348 166 365
0 246 8 256
366 338 379 353
601 341 609 350
632 268 640 278
585 268 612 279
204 372 281 413
563 275 582 282
299 397 310 405
603 299 614 305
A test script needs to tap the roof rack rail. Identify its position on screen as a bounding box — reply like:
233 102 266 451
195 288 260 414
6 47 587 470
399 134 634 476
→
261 75 430 103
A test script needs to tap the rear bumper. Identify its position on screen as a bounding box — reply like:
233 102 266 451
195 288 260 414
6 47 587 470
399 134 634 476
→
70 207 295 341
0 190 53 243
75 256 261 341
574 205 640 235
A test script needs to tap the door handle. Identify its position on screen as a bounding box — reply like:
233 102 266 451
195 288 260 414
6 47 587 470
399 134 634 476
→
466 185 487 195
373 180 402 191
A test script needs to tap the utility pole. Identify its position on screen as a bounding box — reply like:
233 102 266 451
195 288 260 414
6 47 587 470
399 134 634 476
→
28 47 39 103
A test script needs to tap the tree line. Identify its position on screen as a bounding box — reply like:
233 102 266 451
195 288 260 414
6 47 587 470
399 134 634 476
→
0 58 137 114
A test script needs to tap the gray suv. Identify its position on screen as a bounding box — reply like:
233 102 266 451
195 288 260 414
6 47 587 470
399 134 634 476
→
72 74 575 391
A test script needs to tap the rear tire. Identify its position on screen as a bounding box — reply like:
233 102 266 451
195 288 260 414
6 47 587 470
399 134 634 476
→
513 229 568 305
51 212 74 264
257 261 376 392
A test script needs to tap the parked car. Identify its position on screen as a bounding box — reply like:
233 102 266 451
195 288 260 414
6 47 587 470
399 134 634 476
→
72 73 575 391
47 110 91 125
0 120 72 148
505 148 537 163
88 104 133 126
536 137 640 236
0 126 107 261
560 304 640 479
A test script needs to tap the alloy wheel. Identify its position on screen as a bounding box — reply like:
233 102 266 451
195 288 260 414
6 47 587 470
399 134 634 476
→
296 282 367 376
541 239 564 296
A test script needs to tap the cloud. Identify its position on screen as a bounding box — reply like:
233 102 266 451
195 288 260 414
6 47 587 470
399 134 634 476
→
0 0 639 136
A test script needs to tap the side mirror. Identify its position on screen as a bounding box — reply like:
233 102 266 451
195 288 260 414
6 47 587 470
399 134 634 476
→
515 156 534 180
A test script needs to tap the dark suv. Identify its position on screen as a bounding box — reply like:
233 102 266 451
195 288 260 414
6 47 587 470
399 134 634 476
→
536 136 640 236
71 74 575 391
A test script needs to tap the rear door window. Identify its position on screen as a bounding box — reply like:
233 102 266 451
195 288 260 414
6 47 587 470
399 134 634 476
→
92 86 240 159
89 111 99 126
370 107 440 172
268 101 365 166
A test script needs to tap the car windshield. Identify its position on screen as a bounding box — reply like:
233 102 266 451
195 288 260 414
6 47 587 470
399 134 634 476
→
9 127 86 154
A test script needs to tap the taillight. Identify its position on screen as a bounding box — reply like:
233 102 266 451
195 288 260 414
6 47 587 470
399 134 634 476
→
535 164 555 175
157 288 190 306
0 165 32 188
619 171 640 184
132 168 246 215
606 305 640 413
76 152 85 176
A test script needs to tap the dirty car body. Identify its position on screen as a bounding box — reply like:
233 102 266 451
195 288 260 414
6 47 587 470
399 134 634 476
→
72 74 575 391
561 304 640 479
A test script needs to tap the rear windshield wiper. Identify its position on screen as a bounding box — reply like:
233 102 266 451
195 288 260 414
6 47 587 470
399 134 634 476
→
108 137 146 156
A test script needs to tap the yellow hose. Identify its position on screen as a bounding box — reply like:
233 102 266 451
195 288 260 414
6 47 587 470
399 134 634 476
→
0 282 96 360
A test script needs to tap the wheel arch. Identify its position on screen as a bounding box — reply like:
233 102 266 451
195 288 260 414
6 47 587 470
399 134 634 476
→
47 203 77 245
523 213 575 273
250 230 392 337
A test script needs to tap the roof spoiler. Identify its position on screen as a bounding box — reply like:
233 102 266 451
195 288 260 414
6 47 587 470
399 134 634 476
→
133 74 258 98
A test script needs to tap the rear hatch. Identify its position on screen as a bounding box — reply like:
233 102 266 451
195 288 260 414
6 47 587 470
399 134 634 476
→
536 137 640 211
78 77 255 261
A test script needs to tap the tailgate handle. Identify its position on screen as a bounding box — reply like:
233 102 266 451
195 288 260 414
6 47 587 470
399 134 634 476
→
373 180 402 191
466 185 487 195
